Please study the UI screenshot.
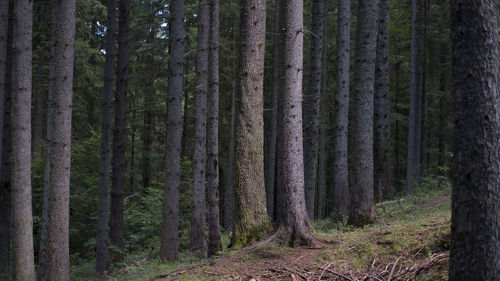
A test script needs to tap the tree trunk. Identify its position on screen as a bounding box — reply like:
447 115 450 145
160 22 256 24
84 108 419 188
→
348 0 379 226
269 0 315 247
110 0 130 262
332 0 350 215
142 21 155 192
207 0 221 257
449 0 500 279
190 0 209 253
232 0 271 247
407 0 423 194
373 0 391 201
45 1 76 280
437 42 447 170
160 0 184 261
11 0 35 279
96 0 116 274
265 0 279 221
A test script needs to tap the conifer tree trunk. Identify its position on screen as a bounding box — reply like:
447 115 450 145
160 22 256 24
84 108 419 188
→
110 0 130 262
45 1 76 280
332 0 350 214
373 0 391 201
96 0 116 274
0 0 8 166
269 0 316 246
207 0 221 257
11 0 35 279
191 0 209 252
348 0 379 226
161 0 184 261
449 0 500 279
233 0 271 247
304 0 325 219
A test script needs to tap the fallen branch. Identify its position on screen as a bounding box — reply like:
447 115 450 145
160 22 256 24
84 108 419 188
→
376 199 406 207
387 257 400 281
316 266 353 281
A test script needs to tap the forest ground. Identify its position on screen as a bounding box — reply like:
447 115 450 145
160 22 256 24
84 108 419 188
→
80 183 451 281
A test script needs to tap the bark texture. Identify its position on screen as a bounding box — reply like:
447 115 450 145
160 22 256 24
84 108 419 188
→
161 0 184 262
207 0 221 257
111 0 130 262
96 0 116 274
270 0 315 247
373 0 391 201
11 0 35 279
348 0 379 226
304 0 325 219
46 1 76 280
191 0 209 252
332 0 350 214
233 0 271 247
449 0 500 279
223 72 235 230
0 0 8 168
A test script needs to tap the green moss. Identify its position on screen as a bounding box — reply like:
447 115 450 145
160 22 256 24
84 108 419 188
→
232 222 273 249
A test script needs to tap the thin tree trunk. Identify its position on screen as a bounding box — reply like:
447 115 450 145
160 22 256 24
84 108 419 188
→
191 0 209 253
110 0 130 262
332 0 350 215
269 0 316 247
348 0 379 226
32 77 44 157
160 0 184 261
0 0 8 165
45 1 76 280
142 19 155 192
265 0 279 221
373 0 391 201
11 0 35 279
207 0 221 257
437 42 447 170
449 0 500 279
96 0 116 274
304 0 325 219
232 0 271 247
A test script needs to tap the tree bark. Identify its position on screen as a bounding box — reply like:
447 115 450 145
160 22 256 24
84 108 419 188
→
303 0 325 219
348 0 379 226
96 0 116 274
160 0 184 261
269 0 315 247
232 0 271 247
11 0 35 279
110 0 130 262
191 0 209 253
449 0 500 279
332 0 350 215
373 0 391 201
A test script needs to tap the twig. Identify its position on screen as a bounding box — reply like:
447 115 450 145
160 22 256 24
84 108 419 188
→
318 263 331 281
387 257 400 281
293 255 304 263
316 266 353 281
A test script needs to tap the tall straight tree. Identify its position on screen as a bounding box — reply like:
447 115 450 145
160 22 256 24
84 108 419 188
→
332 0 350 214
449 0 500 279
233 0 271 246
96 0 117 274
303 0 325 219
373 0 391 201
269 0 315 246
191 0 209 252
348 0 379 226
46 1 76 280
407 0 423 194
0 0 8 174
207 0 221 257
110 0 130 262
161 0 184 261
11 0 35 279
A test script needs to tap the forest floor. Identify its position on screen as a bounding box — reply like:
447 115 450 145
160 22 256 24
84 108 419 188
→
83 186 451 281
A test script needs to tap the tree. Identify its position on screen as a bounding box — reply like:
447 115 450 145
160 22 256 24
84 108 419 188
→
449 0 500 279
233 0 271 247
161 0 185 261
11 0 35 279
191 0 209 252
96 0 117 274
373 0 391 201
303 0 325 219
110 0 130 262
207 0 221 257
332 0 350 215
348 0 379 226
269 0 315 246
